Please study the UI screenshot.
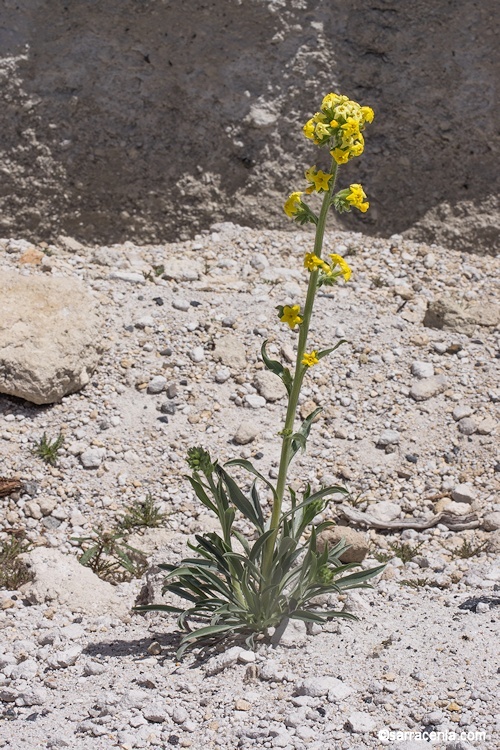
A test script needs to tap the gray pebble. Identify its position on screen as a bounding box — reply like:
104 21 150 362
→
411 361 434 379
452 404 473 421
189 346 205 363
451 483 475 504
147 375 167 394
80 447 106 469
244 394 266 409
457 417 477 435
172 298 190 311
377 429 400 446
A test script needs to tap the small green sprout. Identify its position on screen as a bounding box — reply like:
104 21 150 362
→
33 432 64 466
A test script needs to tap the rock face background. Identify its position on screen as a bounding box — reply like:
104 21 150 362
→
0 0 497 251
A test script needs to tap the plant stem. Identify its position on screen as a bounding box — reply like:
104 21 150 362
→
262 159 338 577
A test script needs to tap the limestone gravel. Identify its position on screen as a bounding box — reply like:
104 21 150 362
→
0 223 499 749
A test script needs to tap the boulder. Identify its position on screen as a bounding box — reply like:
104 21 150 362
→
317 527 369 563
213 334 247 369
0 270 103 404
19 547 130 617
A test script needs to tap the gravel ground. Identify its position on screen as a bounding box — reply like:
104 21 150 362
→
0 223 499 749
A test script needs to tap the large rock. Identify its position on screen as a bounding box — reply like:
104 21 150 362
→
19 547 130 617
213 334 247 369
423 296 499 336
253 370 286 402
0 3 496 251
0 270 103 404
317 526 369 563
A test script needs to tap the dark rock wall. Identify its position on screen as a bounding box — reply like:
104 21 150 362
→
0 0 497 251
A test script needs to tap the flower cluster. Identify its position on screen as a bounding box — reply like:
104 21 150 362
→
333 183 370 214
303 252 351 284
303 93 374 164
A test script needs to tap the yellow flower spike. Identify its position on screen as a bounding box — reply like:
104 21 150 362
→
304 252 326 272
302 351 319 367
329 254 352 281
280 305 303 330
345 183 369 213
284 191 304 218
331 148 351 165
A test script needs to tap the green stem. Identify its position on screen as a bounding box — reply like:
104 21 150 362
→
262 159 338 578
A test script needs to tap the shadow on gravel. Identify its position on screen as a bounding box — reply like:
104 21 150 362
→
83 632 180 661
458 596 500 613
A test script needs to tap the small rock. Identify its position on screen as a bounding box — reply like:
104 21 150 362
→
213 335 247 368
147 376 167 394
188 347 205 363
411 361 434 379
343 591 371 614
452 404 473 421
451 483 476 504
377 429 401 446
253 371 286 402
245 394 266 409
423 252 436 268
80 447 106 469
108 271 145 285
215 368 231 383
48 645 82 669
435 499 471 516
272 618 307 648
203 646 243 676
346 711 377 733
317 527 369 563
172 298 190 311
234 698 252 711
457 417 477 435
143 705 168 723
57 235 85 253
234 421 260 445
172 706 189 724
18 687 48 706
409 374 448 401
476 416 496 435
369 501 401 523
297 676 347 698
483 511 500 531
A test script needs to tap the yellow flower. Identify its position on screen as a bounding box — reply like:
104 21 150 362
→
322 93 348 110
305 166 332 193
331 148 351 165
302 350 319 367
303 119 316 140
361 106 374 123
329 119 339 128
314 122 331 140
284 191 304 218
341 117 361 140
349 140 364 157
280 305 303 329
304 252 328 272
329 254 352 281
345 183 369 213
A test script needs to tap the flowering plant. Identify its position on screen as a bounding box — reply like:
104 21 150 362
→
136 93 383 658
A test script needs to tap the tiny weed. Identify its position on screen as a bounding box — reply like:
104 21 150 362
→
371 540 425 564
33 432 64 466
119 493 167 531
389 540 425 563
451 538 489 560
371 275 388 288
346 491 366 508
343 246 358 258
0 532 33 590
72 527 148 584
153 264 165 277
400 578 429 589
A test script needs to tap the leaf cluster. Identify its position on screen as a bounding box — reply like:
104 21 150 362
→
0 531 33 590
72 527 148 584
136 454 384 658
32 432 64 466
